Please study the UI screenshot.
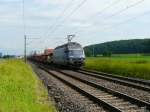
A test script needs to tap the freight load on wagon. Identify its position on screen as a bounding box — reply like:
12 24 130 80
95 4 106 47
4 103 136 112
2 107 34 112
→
29 49 54 63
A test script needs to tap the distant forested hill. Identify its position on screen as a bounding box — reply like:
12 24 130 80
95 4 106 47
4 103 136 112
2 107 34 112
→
84 39 150 56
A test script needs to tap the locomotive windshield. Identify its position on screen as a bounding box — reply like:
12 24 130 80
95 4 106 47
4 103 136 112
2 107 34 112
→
69 50 84 57
67 42 85 58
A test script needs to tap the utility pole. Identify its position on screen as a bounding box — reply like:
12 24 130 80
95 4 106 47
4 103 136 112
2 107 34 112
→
22 0 27 62
24 36 40 62
67 34 75 43
24 35 27 62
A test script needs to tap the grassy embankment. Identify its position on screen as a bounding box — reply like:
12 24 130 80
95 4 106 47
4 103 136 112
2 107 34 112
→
0 59 56 112
84 54 150 80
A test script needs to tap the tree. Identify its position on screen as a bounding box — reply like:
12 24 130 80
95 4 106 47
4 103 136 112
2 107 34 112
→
84 39 150 56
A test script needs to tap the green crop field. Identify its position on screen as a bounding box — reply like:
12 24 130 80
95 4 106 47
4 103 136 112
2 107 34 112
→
0 59 56 112
84 54 150 80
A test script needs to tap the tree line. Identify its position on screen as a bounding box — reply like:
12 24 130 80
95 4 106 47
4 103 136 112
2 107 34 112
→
84 39 150 57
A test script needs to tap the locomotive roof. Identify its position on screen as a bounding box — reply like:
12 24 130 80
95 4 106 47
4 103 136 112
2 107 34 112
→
55 42 81 49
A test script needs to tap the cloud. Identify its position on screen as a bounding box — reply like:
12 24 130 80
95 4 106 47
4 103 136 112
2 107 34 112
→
0 0 150 54
0 0 21 4
34 0 70 6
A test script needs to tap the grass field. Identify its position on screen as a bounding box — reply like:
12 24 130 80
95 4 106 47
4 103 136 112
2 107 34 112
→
84 54 150 80
0 59 4 63
0 59 56 112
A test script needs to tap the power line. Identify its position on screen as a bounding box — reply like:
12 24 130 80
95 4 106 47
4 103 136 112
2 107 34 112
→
75 0 145 36
22 1 40 61
81 8 150 38
96 0 121 17
61 0 88 22
43 0 119 42
45 0 75 34
90 0 145 27
101 9 150 31
46 0 121 43
73 0 122 34
87 11 150 41
57 0 144 37
70 0 124 36
40 0 145 46
23 0 76 57
47 0 88 36
104 0 145 19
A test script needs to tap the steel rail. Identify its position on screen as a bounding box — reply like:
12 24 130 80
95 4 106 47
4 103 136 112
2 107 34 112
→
39 65 122 112
77 69 150 92
57 70 150 110
80 69 150 86
31 61 150 91
38 64 150 111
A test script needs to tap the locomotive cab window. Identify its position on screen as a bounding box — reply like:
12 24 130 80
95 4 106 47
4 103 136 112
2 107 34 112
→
69 50 83 56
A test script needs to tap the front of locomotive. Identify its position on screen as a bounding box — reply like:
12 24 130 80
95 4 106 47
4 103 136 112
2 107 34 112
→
67 42 85 67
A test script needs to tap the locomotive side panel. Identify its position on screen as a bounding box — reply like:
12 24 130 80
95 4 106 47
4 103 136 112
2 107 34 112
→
52 46 68 65
52 42 85 67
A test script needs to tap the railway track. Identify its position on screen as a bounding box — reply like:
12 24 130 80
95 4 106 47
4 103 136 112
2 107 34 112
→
80 69 150 86
38 64 150 112
76 69 150 92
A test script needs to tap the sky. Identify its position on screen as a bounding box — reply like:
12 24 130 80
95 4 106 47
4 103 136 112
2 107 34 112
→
0 0 150 55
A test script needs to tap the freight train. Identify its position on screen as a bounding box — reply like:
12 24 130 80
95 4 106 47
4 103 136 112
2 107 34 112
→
30 42 85 68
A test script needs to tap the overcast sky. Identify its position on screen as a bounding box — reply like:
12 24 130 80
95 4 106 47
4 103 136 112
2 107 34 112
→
0 0 150 55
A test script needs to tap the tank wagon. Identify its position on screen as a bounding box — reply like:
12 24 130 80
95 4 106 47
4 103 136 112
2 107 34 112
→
52 42 85 67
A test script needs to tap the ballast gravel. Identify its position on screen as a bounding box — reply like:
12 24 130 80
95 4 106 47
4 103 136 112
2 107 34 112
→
30 63 106 112
62 70 150 103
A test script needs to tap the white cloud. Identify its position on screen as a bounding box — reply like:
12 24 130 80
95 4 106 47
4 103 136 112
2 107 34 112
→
0 0 150 54
34 0 70 6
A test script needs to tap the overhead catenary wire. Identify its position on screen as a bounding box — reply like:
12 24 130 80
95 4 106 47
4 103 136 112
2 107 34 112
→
26 0 75 48
47 0 88 36
43 0 122 45
104 0 145 19
48 0 145 38
82 9 150 40
72 0 122 34
22 0 42 58
35 0 147 49
22 0 75 53
95 0 121 18
75 0 145 36
99 9 150 31
45 0 75 35
60 0 88 22
43 0 120 43
88 0 145 27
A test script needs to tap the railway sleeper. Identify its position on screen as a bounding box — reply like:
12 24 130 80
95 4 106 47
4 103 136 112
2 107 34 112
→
40 66 149 112
96 95 114 98
98 96 119 100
